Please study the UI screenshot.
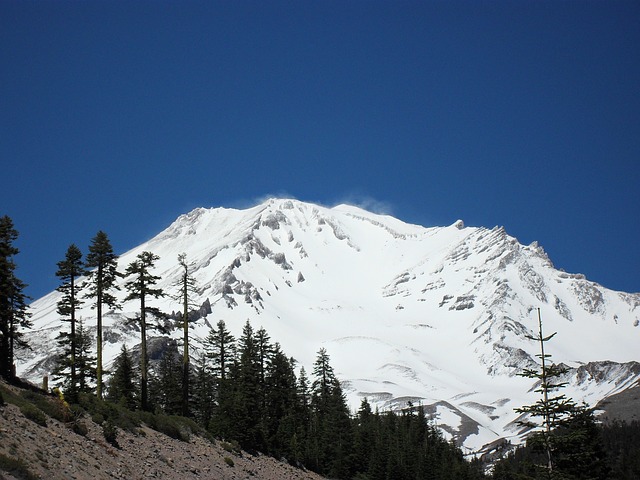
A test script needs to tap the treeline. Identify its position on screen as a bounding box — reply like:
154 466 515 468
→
492 419 640 479
0 218 483 479
108 319 484 479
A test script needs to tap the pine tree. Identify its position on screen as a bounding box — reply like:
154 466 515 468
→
124 251 164 411
255 327 273 398
309 348 353 477
149 349 183 415
85 231 120 399
73 318 97 394
205 319 236 439
205 319 235 381
264 343 298 458
176 253 197 417
233 320 265 451
191 352 214 427
53 244 86 402
0 216 31 381
514 308 609 479
107 344 138 409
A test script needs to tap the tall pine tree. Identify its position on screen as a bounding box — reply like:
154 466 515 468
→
0 216 31 381
176 253 197 417
53 244 86 402
85 231 120 399
124 251 164 411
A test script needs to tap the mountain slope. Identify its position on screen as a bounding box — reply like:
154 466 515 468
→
18 198 640 453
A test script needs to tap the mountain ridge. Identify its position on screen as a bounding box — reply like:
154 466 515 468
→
18 198 640 454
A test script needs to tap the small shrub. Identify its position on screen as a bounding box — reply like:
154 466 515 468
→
92 412 105 425
72 420 88 436
0 453 39 480
102 421 119 448
20 389 67 422
221 439 241 455
20 404 47 427
0 388 5 406
224 456 235 467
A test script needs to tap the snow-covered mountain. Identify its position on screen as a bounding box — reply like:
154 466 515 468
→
18 198 640 454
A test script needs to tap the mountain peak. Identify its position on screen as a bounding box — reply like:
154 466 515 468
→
19 201 640 453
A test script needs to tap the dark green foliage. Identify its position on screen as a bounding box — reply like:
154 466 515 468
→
191 352 214 427
600 420 640 479
124 250 165 411
148 348 183 415
102 420 119 447
20 389 68 423
0 215 31 381
77 391 141 434
176 253 198 417
20 403 47 426
228 320 265 452
52 318 96 400
85 230 120 399
107 344 138 410
52 244 86 403
493 311 611 480
0 452 39 480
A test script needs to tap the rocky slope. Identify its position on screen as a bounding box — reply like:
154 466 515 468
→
17 198 640 453
0 380 323 480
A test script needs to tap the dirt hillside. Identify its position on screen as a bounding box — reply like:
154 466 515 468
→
0 381 324 480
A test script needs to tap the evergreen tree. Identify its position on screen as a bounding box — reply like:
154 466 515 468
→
69 318 96 394
205 319 235 381
205 319 236 439
176 253 197 417
0 216 31 381
123 251 164 411
191 352 215 427
308 348 353 477
149 349 183 415
52 244 86 402
85 231 120 399
513 308 609 479
264 343 298 458
107 344 138 409
232 320 265 451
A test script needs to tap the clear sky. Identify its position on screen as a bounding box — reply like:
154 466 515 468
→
2 0 639 300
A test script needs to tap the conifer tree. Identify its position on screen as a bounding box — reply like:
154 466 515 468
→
85 231 120 398
513 308 609 479
205 319 235 381
264 343 298 458
309 348 353 477
53 244 86 401
515 309 575 477
54 317 97 395
149 349 183 415
75 319 97 393
255 326 273 396
191 352 214 427
107 344 138 409
176 253 197 417
0 216 31 381
233 320 265 451
205 319 236 438
124 251 164 411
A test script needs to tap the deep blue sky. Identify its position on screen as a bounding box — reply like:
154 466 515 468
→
2 0 639 300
